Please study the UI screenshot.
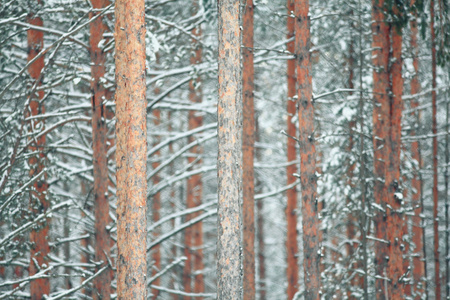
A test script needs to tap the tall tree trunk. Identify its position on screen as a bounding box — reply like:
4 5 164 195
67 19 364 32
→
286 1 299 298
89 0 111 298
184 2 205 297
409 2 426 296
243 1 255 299
371 0 390 297
295 0 320 298
217 0 242 298
385 19 405 298
430 0 442 298
27 2 50 298
115 0 148 298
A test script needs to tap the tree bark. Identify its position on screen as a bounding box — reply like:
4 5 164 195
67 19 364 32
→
27 2 50 298
286 1 299 298
115 0 148 298
89 0 111 298
385 19 405 298
243 0 255 299
217 0 243 298
430 0 442 298
371 0 390 297
295 0 320 298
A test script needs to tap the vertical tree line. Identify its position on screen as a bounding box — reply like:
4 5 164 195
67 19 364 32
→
1 0 450 299
115 0 148 298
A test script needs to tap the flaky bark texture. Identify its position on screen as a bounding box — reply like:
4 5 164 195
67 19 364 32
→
430 0 441 298
409 6 426 295
371 0 390 297
295 0 320 298
89 0 111 298
217 0 243 298
385 21 405 299
27 3 50 298
184 2 205 296
115 1 148 298
243 1 256 299
286 1 299 298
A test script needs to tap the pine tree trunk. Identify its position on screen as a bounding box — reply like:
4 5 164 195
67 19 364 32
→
243 0 256 299
371 0 390 296
295 0 320 298
115 0 148 298
217 0 242 298
430 0 442 298
89 0 111 298
27 2 50 297
385 19 405 298
286 1 299 298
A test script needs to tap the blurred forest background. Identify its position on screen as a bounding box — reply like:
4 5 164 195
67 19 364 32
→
1 0 450 299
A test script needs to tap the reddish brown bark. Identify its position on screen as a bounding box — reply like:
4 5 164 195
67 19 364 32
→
286 1 299 298
115 0 148 298
89 0 111 298
430 0 442 298
243 1 256 299
371 0 390 296
184 2 205 297
385 20 405 298
295 0 320 298
217 0 243 298
409 8 426 293
27 3 50 298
